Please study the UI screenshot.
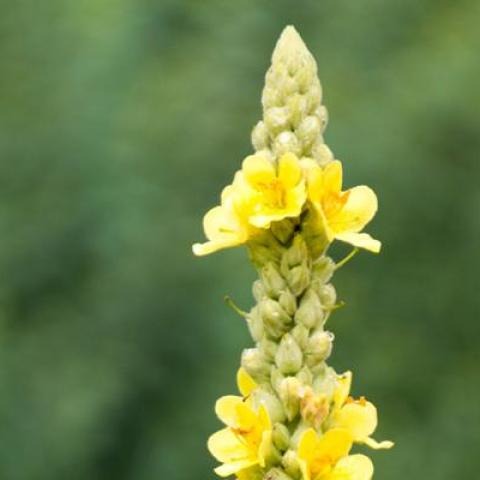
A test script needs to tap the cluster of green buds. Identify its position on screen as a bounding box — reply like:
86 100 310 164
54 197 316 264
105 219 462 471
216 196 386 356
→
194 26 392 480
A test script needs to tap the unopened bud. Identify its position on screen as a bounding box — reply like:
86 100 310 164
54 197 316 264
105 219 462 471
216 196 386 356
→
317 284 337 308
251 120 270 151
265 468 293 480
273 423 291 451
306 330 334 366
294 288 324 328
291 324 309 350
312 366 337 398
273 131 301 157
271 219 295 245
311 141 334 166
296 115 320 148
275 334 303 375
246 306 264 342
241 348 271 382
282 450 302 478
262 263 287 298
278 377 302 420
283 235 308 268
296 366 313 386
287 262 310 297
260 337 278 361
251 388 286 424
260 298 292 338
252 279 267 302
265 106 291 135
278 289 297 316
312 256 335 284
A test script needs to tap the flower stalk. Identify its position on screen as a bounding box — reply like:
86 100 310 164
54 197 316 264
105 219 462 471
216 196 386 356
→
194 26 392 480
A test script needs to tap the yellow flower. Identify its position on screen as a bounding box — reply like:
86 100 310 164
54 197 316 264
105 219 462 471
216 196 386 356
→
237 367 258 397
330 371 393 450
305 160 381 253
239 152 306 228
193 152 307 256
297 428 373 480
208 395 272 477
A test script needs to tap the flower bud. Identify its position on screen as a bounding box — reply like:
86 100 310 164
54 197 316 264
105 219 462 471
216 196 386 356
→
306 330 334 366
246 306 264 342
272 423 291 451
294 288 324 328
312 256 335 284
241 348 271 382
312 366 337 398
282 450 302 479
271 219 295 245
296 366 313 386
283 235 308 268
260 298 292 338
317 283 337 308
251 120 270 150
278 289 297 316
296 115 320 148
265 106 291 135
261 263 287 298
287 262 310 297
275 334 303 375
311 141 334 166
265 468 293 480
260 337 278 361
273 131 301 157
252 279 267 302
286 93 308 128
251 388 286 424
278 377 301 420
271 367 285 393
291 324 309 350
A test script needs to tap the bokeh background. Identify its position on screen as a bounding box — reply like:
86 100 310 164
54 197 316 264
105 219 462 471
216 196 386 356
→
1 1 479 479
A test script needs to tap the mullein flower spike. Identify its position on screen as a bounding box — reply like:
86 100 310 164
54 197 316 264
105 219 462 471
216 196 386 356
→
194 26 392 480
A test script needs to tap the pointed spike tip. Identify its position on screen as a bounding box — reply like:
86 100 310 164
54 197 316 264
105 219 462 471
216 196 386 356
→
272 25 313 66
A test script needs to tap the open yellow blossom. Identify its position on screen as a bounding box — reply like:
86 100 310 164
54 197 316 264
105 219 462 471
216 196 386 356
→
306 160 381 253
330 371 394 450
208 395 272 477
298 428 373 480
239 152 306 228
192 184 253 256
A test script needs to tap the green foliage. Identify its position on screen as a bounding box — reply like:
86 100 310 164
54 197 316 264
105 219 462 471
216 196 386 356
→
0 1 479 478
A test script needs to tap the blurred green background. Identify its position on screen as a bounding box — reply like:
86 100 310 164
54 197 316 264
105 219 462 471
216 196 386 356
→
1 1 479 479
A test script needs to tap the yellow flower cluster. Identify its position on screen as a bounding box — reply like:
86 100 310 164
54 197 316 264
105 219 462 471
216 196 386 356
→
208 369 392 480
193 153 380 256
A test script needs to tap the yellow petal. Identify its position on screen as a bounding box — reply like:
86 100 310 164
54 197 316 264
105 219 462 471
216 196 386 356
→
258 404 272 431
316 428 353 464
242 154 275 188
334 232 381 253
208 427 250 463
298 428 319 464
333 371 352 410
306 164 324 203
234 402 258 431
334 401 377 441
215 395 244 427
214 459 257 477
328 454 374 480
363 437 394 450
237 368 257 397
328 186 378 234
323 160 343 194
278 152 302 188
258 429 272 467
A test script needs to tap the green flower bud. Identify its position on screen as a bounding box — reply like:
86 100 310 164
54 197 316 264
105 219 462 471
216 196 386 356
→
271 219 295 245
278 377 301 421
311 141 334 166
286 93 308 128
271 367 285 393
296 115 321 148
262 263 287 298
283 235 308 268
251 120 269 150
265 107 291 135
312 256 335 284
294 288 324 328
260 298 292 338
272 423 291 452
252 279 267 302
317 283 337 308
273 131 301 157
291 324 309 350
246 306 264 342
312 365 337 398
241 348 271 382
252 387 286 424
260 337 279 361
296 366 313 386
265 468 293 480
275 334 303 375
278 289 297 316
282 450 302 479
287 262 310 297
305 330 334 367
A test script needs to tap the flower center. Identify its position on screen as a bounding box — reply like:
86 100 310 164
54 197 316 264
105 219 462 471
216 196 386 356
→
260 178 287 209
322 191 350 219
